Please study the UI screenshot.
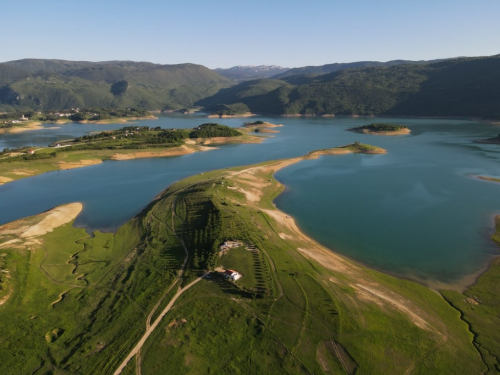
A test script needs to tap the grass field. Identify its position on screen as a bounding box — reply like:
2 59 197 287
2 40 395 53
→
0 148 497 374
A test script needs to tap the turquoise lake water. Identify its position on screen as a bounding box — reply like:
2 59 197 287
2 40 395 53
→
1 114 500 285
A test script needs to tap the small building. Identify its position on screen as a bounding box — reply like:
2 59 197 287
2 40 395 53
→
224 269 242 281
28 149 35 155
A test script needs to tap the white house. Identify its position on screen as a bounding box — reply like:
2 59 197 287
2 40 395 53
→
224 269 242 281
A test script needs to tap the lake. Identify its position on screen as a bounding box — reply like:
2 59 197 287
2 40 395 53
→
1 113 500 286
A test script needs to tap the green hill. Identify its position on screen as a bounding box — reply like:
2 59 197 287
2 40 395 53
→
198 54 500 119
0 153 491 374
0 59 231 111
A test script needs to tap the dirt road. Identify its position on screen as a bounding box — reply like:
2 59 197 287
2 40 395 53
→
113 273 208 375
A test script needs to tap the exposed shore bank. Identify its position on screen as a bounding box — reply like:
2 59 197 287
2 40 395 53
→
0 134 262 185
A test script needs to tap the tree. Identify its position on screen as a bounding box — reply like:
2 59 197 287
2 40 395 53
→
69 112 88 122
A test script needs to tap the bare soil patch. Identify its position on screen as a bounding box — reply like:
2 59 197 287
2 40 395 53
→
0 176 13 185
59 159 102 170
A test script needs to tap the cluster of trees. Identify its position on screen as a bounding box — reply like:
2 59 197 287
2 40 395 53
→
69 107 151 122
60 124 241 152
189 123 241 138
362 123 407 131
0 151 56 163
206 103 250 116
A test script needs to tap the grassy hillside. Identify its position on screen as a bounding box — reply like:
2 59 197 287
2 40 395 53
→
0 59 231 111
198 54 500 119
0 150 493 374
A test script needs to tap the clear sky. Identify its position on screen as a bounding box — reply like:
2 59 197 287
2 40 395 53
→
2 0 499 68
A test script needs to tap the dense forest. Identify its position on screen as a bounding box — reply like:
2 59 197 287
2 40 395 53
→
198 55 500 119
0 59 231 111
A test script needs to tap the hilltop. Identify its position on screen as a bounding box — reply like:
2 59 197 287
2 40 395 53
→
214 65 290 81
271 58 446 79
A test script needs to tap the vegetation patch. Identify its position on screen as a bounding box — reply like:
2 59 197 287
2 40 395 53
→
348 123 410 135
0 123 259 185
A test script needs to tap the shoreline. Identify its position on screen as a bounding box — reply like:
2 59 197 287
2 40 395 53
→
261 155 487 292
240 112 500 125
0 135 262 185
0 121 44 134
77 116 158 124
0 116 158 134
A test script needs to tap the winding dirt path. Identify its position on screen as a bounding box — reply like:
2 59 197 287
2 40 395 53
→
113 273 208 375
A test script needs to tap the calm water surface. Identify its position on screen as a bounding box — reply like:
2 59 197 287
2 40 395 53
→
1 114 500 285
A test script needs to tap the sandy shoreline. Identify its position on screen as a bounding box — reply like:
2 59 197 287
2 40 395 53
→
0 122 44 134
0 134 262 185
225 155 438 329
59 159 103 170
223 148 490 292
266 157 496 291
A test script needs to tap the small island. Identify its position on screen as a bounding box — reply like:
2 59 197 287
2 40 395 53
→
305 142 387 159
0 123 261 184
242 120 283 133
347 123 410 135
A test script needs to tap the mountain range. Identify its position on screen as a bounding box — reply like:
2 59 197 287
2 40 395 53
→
1 55 500 120
200 55 500 119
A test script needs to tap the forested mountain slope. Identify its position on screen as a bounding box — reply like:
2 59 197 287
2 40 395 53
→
198 55 500 119
0 59 231 111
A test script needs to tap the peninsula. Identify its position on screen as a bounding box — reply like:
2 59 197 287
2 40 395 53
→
0 108 156 134
1 145 497 374
0 123 261 185
347 123 411 135
305 142 387 158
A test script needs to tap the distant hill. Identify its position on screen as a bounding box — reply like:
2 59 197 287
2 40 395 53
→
272 59 446 79
0 59 231 111
197 55 500 119
214 65 290 81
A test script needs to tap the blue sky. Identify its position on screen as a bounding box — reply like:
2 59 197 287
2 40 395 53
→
2 0 499 68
